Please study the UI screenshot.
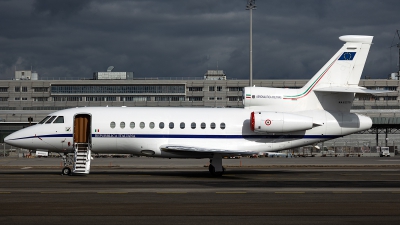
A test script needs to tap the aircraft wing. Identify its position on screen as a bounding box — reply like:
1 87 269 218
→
160 145 257 156
314 86 395 94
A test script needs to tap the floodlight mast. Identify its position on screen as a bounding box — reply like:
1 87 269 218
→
246 0 256 86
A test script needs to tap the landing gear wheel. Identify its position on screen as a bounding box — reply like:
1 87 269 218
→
62 167 72 176
208 164 225 177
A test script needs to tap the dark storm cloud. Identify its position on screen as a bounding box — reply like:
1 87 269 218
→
0 0 399 80
32 0 91 17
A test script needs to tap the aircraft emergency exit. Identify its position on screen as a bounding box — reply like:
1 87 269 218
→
5 35 386 176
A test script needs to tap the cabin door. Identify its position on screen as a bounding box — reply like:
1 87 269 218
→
73 114 91 144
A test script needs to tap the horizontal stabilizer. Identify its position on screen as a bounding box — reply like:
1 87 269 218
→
314 86 394 94
160 145 256 156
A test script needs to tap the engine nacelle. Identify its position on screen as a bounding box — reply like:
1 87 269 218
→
250 111 314 133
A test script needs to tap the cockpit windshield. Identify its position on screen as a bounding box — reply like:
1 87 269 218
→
45 116 57 124
38 116 51 124
53 116 64 123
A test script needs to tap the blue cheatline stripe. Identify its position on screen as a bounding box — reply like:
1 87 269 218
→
8 134 72 141
93 134 340 139
9 133 342 141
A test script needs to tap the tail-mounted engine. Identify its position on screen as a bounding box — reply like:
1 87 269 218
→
250 111 314 133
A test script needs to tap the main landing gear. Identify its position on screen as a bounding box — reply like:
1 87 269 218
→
209 154 225 177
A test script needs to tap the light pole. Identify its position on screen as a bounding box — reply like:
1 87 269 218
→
246 0 256 86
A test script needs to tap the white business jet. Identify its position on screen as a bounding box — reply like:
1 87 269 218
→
5 35 385 176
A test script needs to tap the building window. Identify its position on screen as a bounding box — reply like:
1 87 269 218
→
130 122 135 129
209 86 215 91
188 97 202 101
21 97 28 100
33 97 48 101
191 122 196 129
180 122 185 129
210 122 216 129
33 87 49 92
0 97 8 101
228 87 242 92
188 87 203 92
228 96 242 101
216 86 222 91
15 97 20 100
15 87 20 92
53 96 82 101
110 122 116 129
155 96 185 101
159 122 165 129
123 96 151 102
51 85 185 94
217 97 222 100
120 122 125 129
22 86 28 92
140 122 145 129
169 122 174 129
383 96 397 101
209 97 215 100
0 87 8 92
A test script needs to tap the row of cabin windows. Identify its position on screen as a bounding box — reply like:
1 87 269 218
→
110 121 226 130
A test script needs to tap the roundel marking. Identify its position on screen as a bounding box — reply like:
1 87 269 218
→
265 119 271 126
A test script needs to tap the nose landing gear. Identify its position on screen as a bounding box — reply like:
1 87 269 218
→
60 153 73 176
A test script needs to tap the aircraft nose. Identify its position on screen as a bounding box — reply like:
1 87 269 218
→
4 133 13 145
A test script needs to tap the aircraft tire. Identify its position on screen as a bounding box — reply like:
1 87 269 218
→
62 167 72 176
208 164 225 177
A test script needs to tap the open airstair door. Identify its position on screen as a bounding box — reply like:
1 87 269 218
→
73 114 92 174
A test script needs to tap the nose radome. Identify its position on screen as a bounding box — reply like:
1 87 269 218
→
4 133 12 145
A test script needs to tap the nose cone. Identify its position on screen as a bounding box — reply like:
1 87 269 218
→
4 129 33 149
4 131 21 147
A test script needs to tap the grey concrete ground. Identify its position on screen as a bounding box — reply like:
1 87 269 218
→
1 157 400 225
0 156 400 168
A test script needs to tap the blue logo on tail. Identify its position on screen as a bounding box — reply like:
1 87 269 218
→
338 52 356 60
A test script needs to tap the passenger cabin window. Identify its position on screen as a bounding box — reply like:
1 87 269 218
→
140 122 145 129
149 122 155 129
130 122 135 129
159 122 165 129
220 123 226 130
46 116 57 124
201 122 206 129
180 122 185 129
110 121 116 129
120 122 125 129
169 122 174 129
191 122 196 129
39 116 51 124
53 116 64 123
210 122 216 129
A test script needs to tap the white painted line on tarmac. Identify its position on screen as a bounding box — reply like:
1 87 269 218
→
21 167 32 169
275 192 305 194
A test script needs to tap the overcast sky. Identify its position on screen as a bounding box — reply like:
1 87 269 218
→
0 0 399 80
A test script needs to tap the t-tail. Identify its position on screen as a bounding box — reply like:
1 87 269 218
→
243 35 388 112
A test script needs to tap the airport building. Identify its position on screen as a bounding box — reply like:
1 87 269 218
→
1 69 400 155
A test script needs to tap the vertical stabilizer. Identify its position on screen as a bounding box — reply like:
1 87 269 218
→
282 35 373 111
